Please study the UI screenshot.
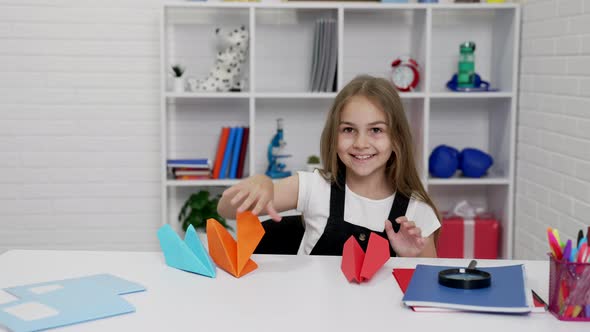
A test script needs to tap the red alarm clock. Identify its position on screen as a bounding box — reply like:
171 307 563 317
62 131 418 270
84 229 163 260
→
390 56 420 92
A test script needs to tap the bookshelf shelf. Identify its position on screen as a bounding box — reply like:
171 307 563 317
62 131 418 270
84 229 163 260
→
161 2 520 258
427 176 510 186
166 179 241 187
429 92 514 99
165 92 251 99
254 92 337 99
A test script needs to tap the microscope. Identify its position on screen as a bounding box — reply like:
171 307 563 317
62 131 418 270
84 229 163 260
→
265 118 292 179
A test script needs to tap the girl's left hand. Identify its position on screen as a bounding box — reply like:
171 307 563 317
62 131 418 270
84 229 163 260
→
384 216 426 257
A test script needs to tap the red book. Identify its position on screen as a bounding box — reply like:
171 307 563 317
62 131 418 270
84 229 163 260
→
212 127 230 179
236 127 249 178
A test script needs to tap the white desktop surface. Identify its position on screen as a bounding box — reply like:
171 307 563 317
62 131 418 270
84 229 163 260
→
0 250 585 332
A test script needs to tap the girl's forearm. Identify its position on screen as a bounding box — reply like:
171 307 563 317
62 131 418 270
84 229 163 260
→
216 174 273 220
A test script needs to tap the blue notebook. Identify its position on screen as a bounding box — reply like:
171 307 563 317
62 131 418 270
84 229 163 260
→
219 127 237 179
166 158 209 165
229 127 244 179
402 264 532 314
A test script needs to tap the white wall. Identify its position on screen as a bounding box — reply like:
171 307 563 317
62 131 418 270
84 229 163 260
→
0 0 172 253
515 0 590 259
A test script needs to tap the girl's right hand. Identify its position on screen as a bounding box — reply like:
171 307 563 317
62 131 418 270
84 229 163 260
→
221 174 282 221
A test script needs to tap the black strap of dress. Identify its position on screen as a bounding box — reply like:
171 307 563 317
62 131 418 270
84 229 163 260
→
329 166 410 255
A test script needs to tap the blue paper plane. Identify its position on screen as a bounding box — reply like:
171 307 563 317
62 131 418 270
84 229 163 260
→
157 224 216 278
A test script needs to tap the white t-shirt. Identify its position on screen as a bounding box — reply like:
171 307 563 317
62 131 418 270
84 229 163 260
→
296 170 440 255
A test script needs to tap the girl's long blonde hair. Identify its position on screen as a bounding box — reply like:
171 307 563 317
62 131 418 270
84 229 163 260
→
319 75 441 241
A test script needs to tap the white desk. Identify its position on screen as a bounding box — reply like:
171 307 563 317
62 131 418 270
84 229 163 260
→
0 250 585 332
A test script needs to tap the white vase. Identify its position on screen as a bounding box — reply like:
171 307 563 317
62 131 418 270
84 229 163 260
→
306 164 321 172
173 77 185 93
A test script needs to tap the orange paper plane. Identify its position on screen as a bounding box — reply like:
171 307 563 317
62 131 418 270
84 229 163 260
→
207 211 265 278
341 233 390 283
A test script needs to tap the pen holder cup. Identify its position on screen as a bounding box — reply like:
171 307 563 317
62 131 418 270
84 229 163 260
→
548 255 590 321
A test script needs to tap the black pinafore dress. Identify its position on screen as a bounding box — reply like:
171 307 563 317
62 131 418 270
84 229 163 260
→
309 170 409 256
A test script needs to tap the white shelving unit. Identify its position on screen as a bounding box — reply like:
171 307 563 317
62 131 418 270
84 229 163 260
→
161 2 520 258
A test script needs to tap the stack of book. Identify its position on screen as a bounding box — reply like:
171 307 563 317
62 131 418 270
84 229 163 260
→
394 264 543 314
167 159 211 180
212 126 249 179
309 18 337 92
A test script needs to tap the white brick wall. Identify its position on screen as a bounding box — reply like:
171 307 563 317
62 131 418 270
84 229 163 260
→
0 0 170 253
515 0 590 259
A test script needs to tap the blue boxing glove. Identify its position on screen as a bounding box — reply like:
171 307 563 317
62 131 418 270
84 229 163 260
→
429 145 459 178
460 148 493 178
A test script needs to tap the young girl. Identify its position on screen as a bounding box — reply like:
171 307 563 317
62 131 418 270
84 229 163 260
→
218 75 440 257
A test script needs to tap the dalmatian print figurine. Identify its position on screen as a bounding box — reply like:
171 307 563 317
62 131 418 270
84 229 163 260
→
191 25 249 92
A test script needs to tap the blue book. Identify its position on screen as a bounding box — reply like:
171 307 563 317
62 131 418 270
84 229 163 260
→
219 127 237 179
229 127 244 179
402 264 532 313
167 159 209 165
166 159 210 168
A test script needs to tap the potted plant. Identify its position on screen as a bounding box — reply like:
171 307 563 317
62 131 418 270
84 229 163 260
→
171 64 185 93
178 190 232 232
306 155 321 172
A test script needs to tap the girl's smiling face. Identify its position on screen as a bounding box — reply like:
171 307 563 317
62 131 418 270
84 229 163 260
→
337 95 393 181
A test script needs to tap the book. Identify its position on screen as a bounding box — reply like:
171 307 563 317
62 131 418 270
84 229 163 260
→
174 170 211 176
219 127 237 179
400 264 533 314
168 168 211 180
326 19 338 92
175 175 211 180
309 19 320 91
167 159 210 169
393 268 546 313
213 127 230 179
229 127 244 179
237 127 249 178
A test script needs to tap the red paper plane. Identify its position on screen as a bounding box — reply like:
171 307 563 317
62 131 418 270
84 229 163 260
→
341 233 390 283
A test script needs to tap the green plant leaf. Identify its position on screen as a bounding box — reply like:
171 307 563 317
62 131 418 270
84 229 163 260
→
191 215 204 230
178 201 189 221
197 190 210 200
189 191 209 210
307 155 320 164
178 190 231 231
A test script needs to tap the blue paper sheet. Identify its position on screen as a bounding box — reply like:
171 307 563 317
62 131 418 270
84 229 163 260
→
0 274 145 332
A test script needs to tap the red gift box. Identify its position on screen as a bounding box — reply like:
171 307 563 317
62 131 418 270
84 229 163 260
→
437 214 500 259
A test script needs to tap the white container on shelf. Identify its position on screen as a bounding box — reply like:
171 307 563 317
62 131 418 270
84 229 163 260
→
173 77 185 93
